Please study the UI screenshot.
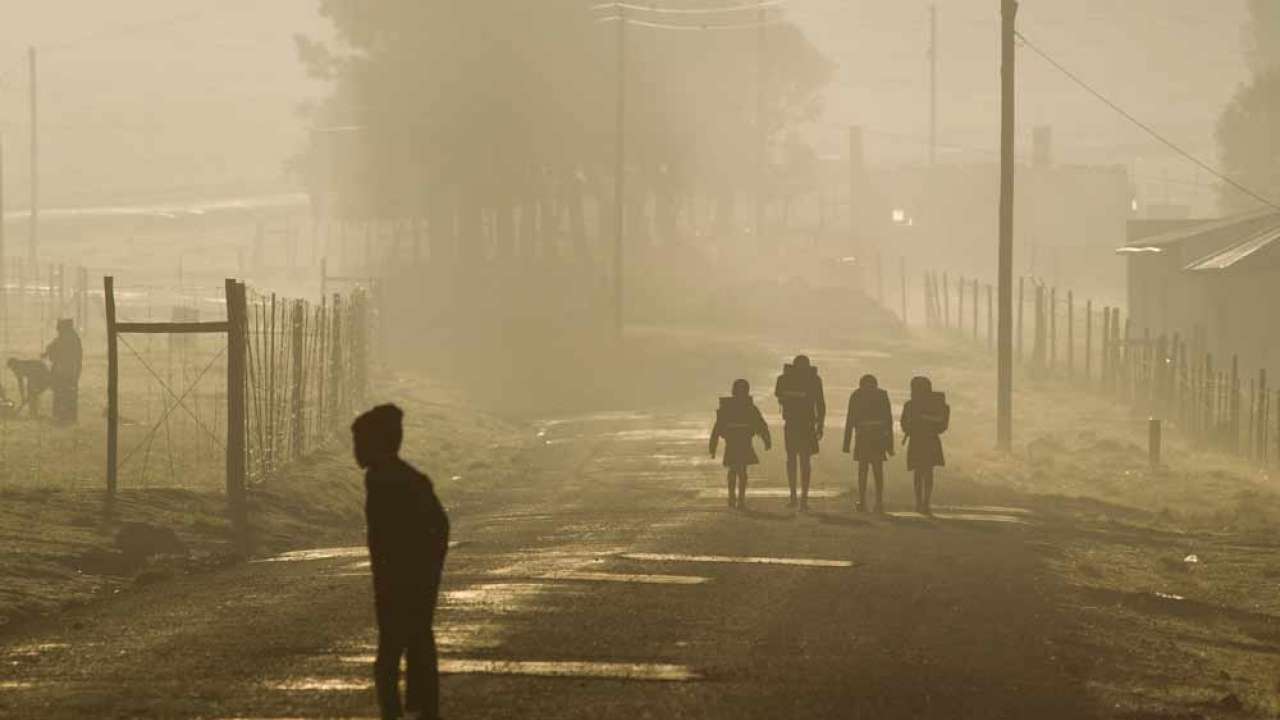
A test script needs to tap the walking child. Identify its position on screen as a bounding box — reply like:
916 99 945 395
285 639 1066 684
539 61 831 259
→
774 355 825 510
710 379 772 509
900 376 950 516
842 374 894 513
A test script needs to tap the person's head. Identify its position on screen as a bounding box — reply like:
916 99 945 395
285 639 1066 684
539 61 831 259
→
859 374 878 390
351 403 404 469
57 318 74 335
731 378 750 398
792 355 811 370
5 358 16 371
910 375 933 400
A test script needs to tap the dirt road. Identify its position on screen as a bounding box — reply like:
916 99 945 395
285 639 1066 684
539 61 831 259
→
0 395 1104 720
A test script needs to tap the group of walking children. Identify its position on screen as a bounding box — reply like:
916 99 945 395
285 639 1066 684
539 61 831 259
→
709 355 950 515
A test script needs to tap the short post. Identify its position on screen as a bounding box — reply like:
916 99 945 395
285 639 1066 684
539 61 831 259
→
971 278 979 342
1048 286 1057 370
1148 417 1161 468
1066 291 1074 377
986 284 994 352
1085 299 1093 383
942 272 950 330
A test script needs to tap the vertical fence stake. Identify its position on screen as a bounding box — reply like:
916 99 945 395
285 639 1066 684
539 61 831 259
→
1149 418 1161 468
104 276 118 498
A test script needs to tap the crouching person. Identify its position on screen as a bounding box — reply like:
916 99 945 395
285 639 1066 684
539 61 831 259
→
354 404 450 720
710 379 771 509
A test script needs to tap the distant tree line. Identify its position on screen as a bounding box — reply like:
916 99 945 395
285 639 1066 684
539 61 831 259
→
295 1 833 262
1217 0 1280 213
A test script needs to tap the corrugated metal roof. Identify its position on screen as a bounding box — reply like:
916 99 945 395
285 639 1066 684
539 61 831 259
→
1185 223 1280 272
1125 209 1279 249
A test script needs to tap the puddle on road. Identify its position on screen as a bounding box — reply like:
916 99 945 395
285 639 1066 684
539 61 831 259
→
268 677 370 692
253 547 367 563
333 659 700 682
3 642 69 658
258 540 464 564
694 488 841 499
0 681 34 690
443 583 575 614
622 552 853 568
542 571 708 585
934 505 1032 516
886 511 1028 525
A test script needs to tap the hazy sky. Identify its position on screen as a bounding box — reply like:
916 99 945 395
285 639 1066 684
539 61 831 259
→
0 0 1254 213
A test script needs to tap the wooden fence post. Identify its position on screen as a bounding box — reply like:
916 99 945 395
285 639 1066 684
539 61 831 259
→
971 278 979 342
1230 355 1240 453
225 279 249 546
900 256 907 324
1067 291 1074 378
942 273 950 330
1017 276 1025 362
1049 287 1057 371
986 284 994 352
329 293 344 430
290 299 305 459
957 276 965 332
1259 369 1269 463
104 276 118 498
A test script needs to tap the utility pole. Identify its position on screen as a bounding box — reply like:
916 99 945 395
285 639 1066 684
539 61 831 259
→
0 133 6 346
755 5 767 243
929 5 938 166
28 46 37 266
997 0 1018 450
613 8 627 337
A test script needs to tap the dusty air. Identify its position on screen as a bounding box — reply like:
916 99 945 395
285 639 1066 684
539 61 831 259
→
1 1 1278 718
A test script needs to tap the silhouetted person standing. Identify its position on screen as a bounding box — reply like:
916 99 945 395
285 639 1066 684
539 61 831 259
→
900 376 949 516
710 379 771 509
774 355 825 510
354 404 450 720
45 318 83 425
842 374 893 513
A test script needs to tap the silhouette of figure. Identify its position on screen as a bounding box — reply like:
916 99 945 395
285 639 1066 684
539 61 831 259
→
7 358 52 416
710 379 772 509
774 355 825 510
842 374 894 513
44 319 83 425
900 376 949 516
353 404 450 720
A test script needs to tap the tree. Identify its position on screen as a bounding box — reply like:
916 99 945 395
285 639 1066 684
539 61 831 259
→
1217 1 1280 212
296 1 832 258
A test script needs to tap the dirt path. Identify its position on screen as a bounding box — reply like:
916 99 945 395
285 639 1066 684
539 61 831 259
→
0 395 1106 720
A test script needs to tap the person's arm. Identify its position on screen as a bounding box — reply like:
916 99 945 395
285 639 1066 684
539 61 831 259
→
814 376 826 438
900 401 912 444
754 406 772 451
842 394 854 453
939 402 951 434
882 392 896 455
709 412 722 458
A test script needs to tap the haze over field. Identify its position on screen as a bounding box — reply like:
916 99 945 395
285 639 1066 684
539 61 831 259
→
0 0 1252 213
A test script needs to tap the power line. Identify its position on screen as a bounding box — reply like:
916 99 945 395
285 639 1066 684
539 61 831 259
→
596 15 781 30
591 1 785 14
1016 30 1280 211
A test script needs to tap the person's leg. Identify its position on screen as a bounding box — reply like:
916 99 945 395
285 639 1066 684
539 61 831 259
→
798 454 812 509
871 461 885 513
856 461 869 511
726 469 737 507
403 621 440 720
738 468 749 508
374 622 406 720
913 470 924 513
922 467 935 515
786 451 798 505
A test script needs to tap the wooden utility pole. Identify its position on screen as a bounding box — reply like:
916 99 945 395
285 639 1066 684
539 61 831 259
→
929 5 938 166
996 0 1018 450
613 9 627 337
900 256 908 323
290 300 305 459
756 5 767 242
28 46 38 265
0 133 6 346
